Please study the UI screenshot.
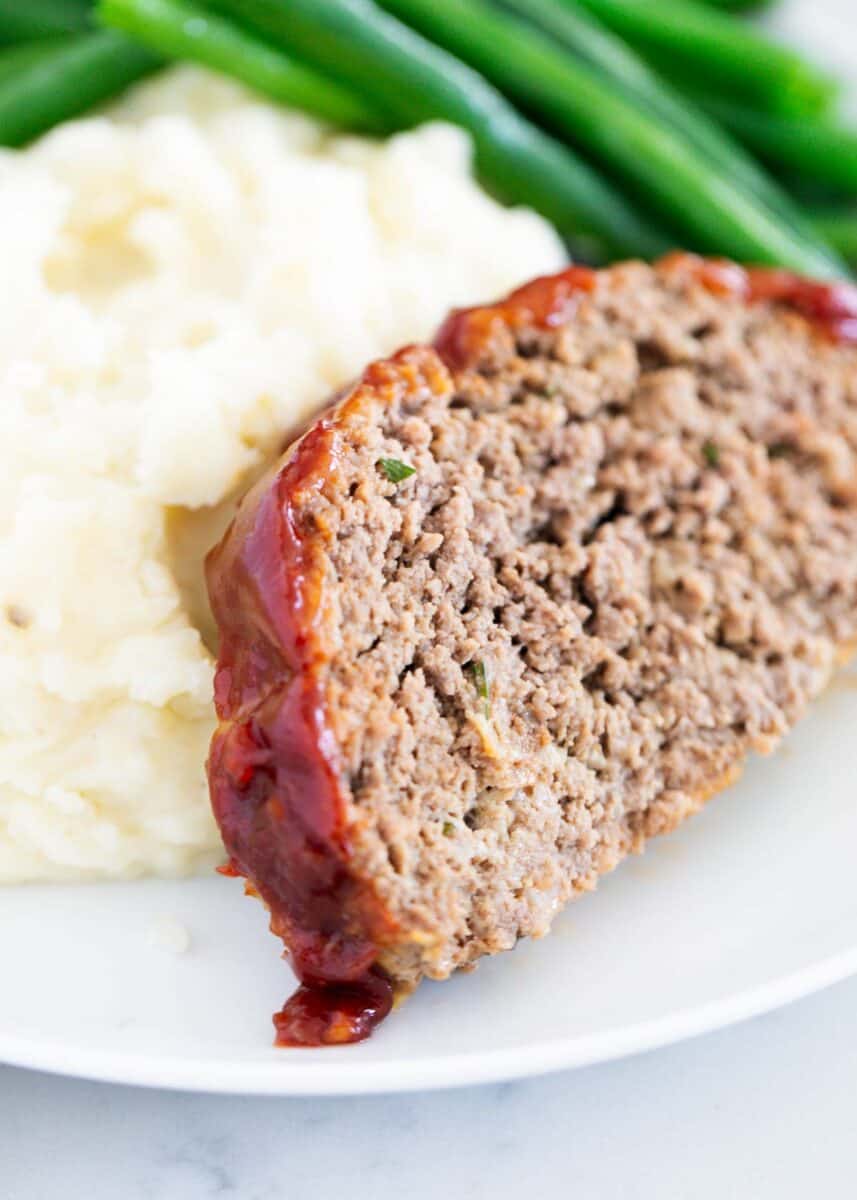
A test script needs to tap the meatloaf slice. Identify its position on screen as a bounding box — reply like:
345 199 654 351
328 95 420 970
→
207 254 857 1046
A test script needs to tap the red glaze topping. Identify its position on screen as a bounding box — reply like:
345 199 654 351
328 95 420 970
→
207 411 398 1047
661 253 857 343
435 265 597 367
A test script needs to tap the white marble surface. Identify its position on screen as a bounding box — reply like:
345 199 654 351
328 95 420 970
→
2 972 857 1198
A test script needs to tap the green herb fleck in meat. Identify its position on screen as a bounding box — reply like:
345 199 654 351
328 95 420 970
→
468 660 491 718
702 440 720 468
377 457 416 483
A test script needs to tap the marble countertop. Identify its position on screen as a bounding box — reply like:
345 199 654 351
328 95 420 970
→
3 972 856 1199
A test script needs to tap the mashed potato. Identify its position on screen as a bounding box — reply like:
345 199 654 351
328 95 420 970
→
0 68 565 883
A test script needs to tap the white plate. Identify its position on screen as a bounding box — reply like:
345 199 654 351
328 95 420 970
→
2 0 856 1097
1 664 856 1094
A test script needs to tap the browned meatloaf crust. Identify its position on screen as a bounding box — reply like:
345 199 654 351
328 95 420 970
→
207 254 857 1046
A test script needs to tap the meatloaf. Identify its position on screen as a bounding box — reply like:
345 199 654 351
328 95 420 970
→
207 253 857 1046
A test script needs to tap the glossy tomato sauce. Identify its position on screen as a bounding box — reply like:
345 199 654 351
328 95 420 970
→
435 265 597 367
663 253 857 344
436 255 857 369
207 417 395 1047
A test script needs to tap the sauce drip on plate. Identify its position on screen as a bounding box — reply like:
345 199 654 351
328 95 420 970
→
274 971 394 1047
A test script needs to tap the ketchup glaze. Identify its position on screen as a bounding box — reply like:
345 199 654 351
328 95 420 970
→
671 253 857 344
436 254 857 371
207 415 397 1047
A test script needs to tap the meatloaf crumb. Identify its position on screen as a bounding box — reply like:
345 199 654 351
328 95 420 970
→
207 255 857 1044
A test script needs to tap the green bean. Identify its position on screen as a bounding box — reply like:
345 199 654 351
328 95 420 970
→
690 92 857 196
0 29 159 146
380 0 842 276
0 0 92 43
810 212 857 265
497 0 843 273
99 0 387 133
0 37 73 84
204 0 670 258
696 0 775 9
573 0 838 117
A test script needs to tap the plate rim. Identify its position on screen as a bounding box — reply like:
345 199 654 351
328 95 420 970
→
2 944 856 1095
